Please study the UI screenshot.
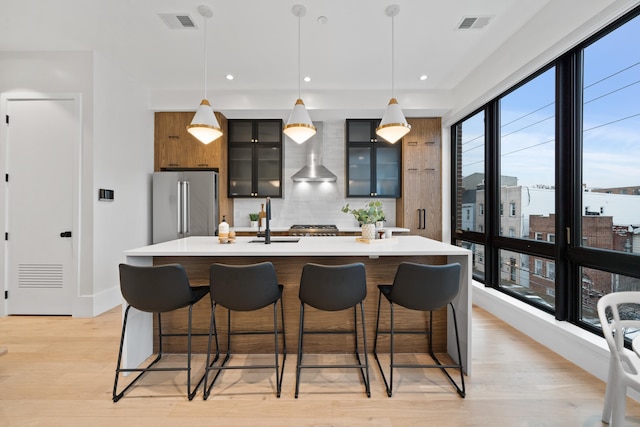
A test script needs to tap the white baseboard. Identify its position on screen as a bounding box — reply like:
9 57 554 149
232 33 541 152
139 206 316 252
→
72 286 122 318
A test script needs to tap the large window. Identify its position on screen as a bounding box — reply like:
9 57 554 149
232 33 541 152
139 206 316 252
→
500 67 556 242
578 14 640 324
457 110 485 234
452 6 640 333
581 13 640 254
456 111 486 280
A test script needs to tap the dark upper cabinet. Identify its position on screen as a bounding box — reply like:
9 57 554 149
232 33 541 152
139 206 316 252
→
345 119 401 198
228 119 283 198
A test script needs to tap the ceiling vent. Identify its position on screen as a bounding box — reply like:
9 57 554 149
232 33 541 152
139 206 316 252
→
457 16 492 30
158 13 198 29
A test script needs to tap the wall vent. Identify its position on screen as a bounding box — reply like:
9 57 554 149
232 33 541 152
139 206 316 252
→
457 16 492 30
158 13 197 29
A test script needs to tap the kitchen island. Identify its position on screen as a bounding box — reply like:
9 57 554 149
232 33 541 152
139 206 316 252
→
122 235 472 374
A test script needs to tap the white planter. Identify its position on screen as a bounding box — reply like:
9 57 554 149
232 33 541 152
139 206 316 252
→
250 221 258 228
361 223 376 240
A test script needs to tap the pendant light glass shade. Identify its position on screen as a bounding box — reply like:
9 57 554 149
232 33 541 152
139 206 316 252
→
187 99 222 144
187 5 223 144
376 4 410 144
284 99 316 144
284 5 316 144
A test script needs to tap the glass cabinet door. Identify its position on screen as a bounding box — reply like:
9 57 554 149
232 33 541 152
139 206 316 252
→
228 146 253 196
256 144 282 196
256 120 282 143
375 145 400 197
347 146 372 196
347 120 376 143
228 121 253 143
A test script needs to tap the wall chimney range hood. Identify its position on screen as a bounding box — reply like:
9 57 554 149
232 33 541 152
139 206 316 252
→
291 122 337 182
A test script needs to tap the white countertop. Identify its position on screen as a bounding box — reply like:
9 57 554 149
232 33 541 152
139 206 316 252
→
124 235 469 258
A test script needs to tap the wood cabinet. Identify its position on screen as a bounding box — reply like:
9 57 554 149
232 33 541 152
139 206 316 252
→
154 111 234 225
227 119 283 198
154 112 227 170
345 119 401 198
395 118 442 239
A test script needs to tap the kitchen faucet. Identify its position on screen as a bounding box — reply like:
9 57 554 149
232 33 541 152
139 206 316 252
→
264 197 271 244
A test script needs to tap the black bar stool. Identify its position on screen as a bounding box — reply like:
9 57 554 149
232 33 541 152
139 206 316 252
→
203 262 286 399
295 262 370 398
373 262 465 397
113 263 209 402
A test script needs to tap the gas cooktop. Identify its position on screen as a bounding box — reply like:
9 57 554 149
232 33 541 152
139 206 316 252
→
289 224 338 236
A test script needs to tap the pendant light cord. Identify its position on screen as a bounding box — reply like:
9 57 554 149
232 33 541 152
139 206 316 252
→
203 13 208 99
391 13 395 99
297 13 302 99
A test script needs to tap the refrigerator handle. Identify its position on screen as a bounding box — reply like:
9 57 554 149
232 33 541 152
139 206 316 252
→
177 181 183 234
183 180 190 234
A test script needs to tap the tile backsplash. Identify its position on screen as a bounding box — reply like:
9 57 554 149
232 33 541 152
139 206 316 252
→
233 120 396 228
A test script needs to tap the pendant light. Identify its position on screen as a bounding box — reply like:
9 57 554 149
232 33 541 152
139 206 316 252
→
187 4 223 145
283 4 316 144
376 4 411 144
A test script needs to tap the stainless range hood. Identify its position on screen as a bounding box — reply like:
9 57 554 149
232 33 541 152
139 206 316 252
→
291 122 337 182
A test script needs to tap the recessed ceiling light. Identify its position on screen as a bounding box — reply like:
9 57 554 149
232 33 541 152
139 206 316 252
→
304 76 311 82
317 16 328 24
419 75 428 81
226 74 234 80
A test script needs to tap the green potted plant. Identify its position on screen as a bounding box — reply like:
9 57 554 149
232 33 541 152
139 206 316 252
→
248 213 259 228
341 201 385 240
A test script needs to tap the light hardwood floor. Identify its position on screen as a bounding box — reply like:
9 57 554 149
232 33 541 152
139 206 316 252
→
1 305 639 426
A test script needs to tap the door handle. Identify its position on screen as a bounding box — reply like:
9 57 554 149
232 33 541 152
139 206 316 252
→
183 180 190 234
417 209 422 230
177 181 183 234
60 231 72 238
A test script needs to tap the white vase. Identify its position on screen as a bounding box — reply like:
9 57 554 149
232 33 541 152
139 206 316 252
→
361 223 376 240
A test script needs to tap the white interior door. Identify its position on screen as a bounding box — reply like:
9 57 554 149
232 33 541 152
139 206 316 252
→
5 97 77 315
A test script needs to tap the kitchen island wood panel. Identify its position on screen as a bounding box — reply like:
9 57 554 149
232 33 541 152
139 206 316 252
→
123 236 472 374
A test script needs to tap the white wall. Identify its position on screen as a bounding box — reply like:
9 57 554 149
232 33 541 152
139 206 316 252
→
90 52 152 316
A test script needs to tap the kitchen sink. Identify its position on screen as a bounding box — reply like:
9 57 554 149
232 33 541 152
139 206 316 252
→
247 237 300 243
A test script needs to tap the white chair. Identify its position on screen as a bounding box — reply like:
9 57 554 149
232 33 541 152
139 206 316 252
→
597 292 640 426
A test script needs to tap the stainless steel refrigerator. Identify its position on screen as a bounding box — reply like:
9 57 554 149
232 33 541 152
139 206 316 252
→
152 170 219 243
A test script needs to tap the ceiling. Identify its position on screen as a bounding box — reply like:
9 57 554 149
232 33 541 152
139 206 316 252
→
0 0 627 119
